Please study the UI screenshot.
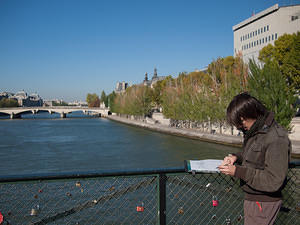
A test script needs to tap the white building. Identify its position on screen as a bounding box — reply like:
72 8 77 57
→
115 81 128 93
233 4 300 63
12 90 43 107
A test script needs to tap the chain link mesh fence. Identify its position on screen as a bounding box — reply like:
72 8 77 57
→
0 164 299 225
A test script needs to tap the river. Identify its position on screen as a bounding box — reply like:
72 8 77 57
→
0 112 240 176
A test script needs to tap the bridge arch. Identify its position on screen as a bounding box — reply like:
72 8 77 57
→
0 107 110 119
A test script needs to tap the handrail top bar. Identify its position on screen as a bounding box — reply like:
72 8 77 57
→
0 161 299 183
0 167 186 183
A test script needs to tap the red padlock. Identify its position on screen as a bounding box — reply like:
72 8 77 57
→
136 202 144 212
212 196 219 207
0 211 3 224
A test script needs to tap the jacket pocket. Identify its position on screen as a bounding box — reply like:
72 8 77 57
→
245 143 265 169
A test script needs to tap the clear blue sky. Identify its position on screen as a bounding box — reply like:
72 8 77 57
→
0 0 299 102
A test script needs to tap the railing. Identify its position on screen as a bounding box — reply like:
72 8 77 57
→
0 162 299 225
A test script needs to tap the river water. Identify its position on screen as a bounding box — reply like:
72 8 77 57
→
0 112 240 176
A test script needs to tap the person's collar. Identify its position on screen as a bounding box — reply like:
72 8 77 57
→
265 112 274 127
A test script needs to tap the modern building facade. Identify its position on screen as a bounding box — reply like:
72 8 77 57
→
233 4 300 63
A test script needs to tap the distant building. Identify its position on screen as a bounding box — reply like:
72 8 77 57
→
12 90 43 107
233 4 300 63
0 92 14 101
43 100 53 107
68 101 88 107
115 81 128 93
143 68 165 88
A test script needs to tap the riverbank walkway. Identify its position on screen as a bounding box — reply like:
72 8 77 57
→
107 115 300 158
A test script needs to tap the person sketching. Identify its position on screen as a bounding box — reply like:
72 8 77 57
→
218 92 290 225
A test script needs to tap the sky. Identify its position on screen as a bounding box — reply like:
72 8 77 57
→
0 0 299 102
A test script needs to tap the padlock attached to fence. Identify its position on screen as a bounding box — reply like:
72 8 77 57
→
0 212 3 224
225 218 231 225
30 204 40 216
212 195 218 207
136 202 144 212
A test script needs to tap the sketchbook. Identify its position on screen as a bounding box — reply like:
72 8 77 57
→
184 159 223 173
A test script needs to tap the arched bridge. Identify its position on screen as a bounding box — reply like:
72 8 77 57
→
0 107 110 119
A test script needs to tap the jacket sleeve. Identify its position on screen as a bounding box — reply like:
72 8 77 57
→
234 137 289 192
232 152 243 165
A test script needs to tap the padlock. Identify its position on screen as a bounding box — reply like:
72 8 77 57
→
212 196 218 207
30 205 40 216
0 212 3 224
225 218 231 225
136 202 144 212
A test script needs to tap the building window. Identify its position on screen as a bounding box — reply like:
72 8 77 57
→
261 28 263 33
254 41 256 47
265 37 267 42
267 25 269 31
248 34 249 39
257 40 259 45
272 34 274 40
260 39 261 45
262 38 264 44
250 32 252 38
255 30 257 36
275 33 278 39
291 15 298 21
258 29 260 35
241 37 242 42
269 36 271 41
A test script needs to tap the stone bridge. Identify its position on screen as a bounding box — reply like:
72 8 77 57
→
0 107 110 119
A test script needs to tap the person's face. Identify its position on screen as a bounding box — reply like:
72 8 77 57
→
240 117 256 131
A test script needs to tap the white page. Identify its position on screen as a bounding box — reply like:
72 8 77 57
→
189 159 223 173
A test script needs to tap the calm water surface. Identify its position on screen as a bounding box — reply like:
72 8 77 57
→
0 113 240 176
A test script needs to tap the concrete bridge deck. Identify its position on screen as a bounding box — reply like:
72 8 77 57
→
0 106 110 119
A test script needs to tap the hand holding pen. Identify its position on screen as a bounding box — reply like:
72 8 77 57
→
218 154 237 176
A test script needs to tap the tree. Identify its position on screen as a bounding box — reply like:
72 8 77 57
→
52 101 68 106
86 93 100 107
107 91 116 111
206 56 248 132
248 59 296 129
100 90 108 107
0 98 19 108
112 85 153 116
259 32 300 92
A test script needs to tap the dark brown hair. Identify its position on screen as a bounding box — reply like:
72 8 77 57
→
226 92 267 128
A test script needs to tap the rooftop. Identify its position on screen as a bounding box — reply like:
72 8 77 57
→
233 4 279 31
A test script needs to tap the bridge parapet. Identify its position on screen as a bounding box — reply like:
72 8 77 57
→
0 107 110 119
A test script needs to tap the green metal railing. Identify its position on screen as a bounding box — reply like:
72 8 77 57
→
0 162 299 225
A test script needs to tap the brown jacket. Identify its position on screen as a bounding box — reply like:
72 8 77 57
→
234 113 291 201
